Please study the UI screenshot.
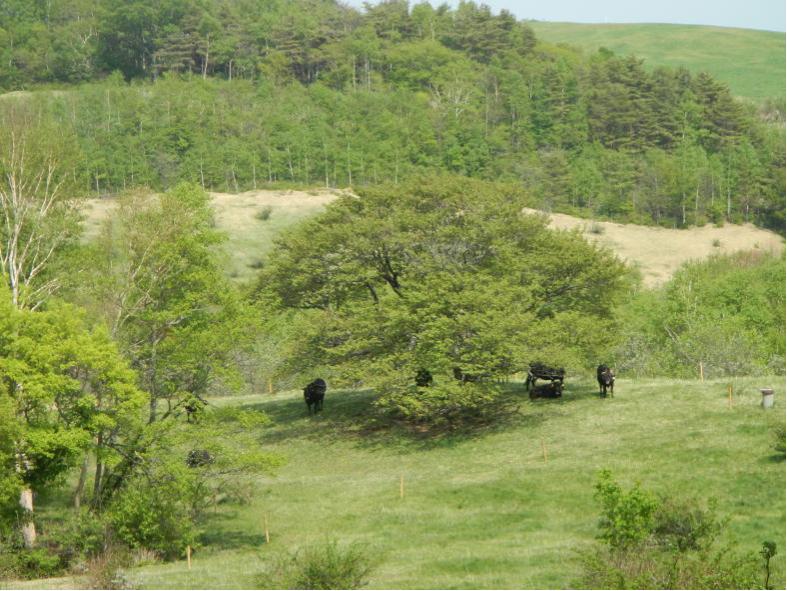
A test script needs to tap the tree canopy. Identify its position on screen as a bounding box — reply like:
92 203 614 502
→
260 175 630 425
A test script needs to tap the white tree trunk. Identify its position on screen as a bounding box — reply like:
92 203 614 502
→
20 487 36 548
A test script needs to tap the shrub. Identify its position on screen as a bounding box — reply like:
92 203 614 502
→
579 471 764 589
262 540 374 590
255 206 274 221
588 221 605 234
106 471 198 560
594 469 658 550
0 548 62 580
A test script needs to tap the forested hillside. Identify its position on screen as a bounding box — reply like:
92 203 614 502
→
1 0 784 231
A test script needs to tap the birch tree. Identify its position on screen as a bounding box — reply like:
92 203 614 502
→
0 106 82 310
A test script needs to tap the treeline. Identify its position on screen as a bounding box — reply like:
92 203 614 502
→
1 0 784 231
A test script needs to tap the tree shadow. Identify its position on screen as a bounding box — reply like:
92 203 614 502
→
198 528 268 551
241 385 560 453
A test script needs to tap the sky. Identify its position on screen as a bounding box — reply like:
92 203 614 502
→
347 0 787 33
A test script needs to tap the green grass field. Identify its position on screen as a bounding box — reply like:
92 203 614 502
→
530 22 785 102
12 376 784 589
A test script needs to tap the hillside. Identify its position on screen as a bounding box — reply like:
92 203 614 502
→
83 192 785 286
528 22 785 102
8 377 785 589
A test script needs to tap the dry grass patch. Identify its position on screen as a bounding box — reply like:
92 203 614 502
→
523 208 785 287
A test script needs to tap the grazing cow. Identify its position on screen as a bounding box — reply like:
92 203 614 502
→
303 378 327 414
186 449 215 468
415 369 433 388
529 380 564 399
597 365 615 397
525 362 565 392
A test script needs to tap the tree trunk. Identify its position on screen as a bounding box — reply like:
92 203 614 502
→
20 487 36 548
73 453 89 509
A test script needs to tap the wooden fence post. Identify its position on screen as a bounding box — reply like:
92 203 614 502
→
728 384 733 409
268 379 273 395
187 545 192 570
264 514 270 544
699 362 704 382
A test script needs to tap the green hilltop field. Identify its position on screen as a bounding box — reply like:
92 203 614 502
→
529 22 785 102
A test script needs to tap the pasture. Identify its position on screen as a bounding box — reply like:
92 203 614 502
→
529 22 785 102
10 376 784 589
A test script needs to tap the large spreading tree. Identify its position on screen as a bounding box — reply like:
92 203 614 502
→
260 175 631 426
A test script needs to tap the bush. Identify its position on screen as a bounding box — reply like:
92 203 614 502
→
255 206 274 221
579 471 764 589
594 469 659 550
262 540 374 590
0 547 62 580
107 471 198 560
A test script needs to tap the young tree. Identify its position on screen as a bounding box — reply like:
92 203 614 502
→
0 286 144 548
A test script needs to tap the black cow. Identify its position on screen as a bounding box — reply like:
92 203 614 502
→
415 369 433 387
304 378 327 414
597 365 615 397
529 380 564 399
525 362 565 392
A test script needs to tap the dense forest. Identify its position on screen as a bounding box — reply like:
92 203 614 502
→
1 0 784 231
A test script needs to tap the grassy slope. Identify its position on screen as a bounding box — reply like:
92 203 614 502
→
82 192 784 288
14 377 783 589
530 22 785 101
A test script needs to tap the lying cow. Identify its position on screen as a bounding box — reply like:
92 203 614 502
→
597 365 615 397
304 378 327 414
529 380 564 399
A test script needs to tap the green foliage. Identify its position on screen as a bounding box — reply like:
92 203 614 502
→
104 405 281 559
582 471 763 589
261 175 629 425
614 251 786 377
594 469 659 550
0 284 144 521
373 379 507 430
264 540 374 590
0 547 63 580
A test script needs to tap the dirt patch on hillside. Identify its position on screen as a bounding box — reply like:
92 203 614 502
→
523 208 785 287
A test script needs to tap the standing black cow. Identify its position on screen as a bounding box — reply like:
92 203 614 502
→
303 378 327 414
597 365 615 397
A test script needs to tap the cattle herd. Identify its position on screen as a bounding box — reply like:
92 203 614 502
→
300 363 616 415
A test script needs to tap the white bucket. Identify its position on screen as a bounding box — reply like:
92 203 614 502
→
760 388 774 409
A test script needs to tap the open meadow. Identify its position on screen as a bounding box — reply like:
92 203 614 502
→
528 22 785 102
7 376 784 589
